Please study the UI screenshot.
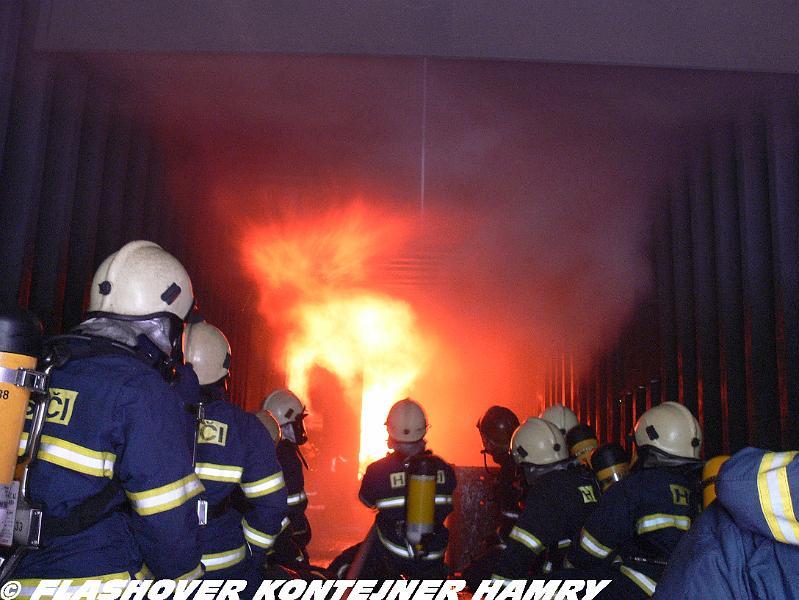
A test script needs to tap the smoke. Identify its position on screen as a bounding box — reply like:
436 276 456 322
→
88 54 799 466
139 56 674 465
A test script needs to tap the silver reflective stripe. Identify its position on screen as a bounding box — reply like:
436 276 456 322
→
241 472 285 498
508 525 543 553
127 474 203 516
202 545 247 571
195 462 243 483
376 527 444 560
757 452 799 544
287 490 308 506
620 565 657 596
434 495 453 505
579 529 611 558
636 513 691 534
375 496 405 509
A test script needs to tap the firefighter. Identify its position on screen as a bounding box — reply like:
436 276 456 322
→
358 398 456 579
567 423 599 467
540 404 579 436
590 442 630 491
654 449 799 599
461 406 523 589
182 322 288 593
10 241 204 587
477 405 523 522
571 401 703 599
262 389 312 566
489 418 599 584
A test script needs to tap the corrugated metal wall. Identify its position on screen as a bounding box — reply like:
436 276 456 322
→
0 3 175 343
0 2 288 412
558 104 799 457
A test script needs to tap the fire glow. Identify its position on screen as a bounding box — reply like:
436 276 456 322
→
242 202 431 475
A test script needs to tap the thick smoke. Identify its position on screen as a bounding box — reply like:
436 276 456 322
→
83 53 799 466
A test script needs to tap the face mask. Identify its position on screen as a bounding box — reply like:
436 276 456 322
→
391 440 426 458
280 415 308 445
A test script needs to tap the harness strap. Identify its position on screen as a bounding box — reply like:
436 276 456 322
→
40 480 123 541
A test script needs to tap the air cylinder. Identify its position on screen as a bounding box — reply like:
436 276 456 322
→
405 453 436 545
702 455 731 508
0 308 42 484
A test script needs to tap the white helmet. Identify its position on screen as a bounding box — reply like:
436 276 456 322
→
262 389 305 425
256 410 282 444
540 404 579 435
89 240 194 320
183 322 231 386
262 389 307 445
634 401 702 460
511 418 569 466
386 398 428 443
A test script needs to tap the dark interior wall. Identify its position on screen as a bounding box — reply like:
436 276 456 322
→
5 0 799 445
560 103 799 457
0 1 180 336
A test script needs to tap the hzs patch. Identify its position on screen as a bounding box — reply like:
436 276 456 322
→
390 472 406 488
198 419 228 446
579 485 598 504
26 388 78 426
670 484 691 506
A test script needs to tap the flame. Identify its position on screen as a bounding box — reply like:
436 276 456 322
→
242 202 431 475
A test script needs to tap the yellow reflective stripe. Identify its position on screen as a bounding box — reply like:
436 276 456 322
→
134 565 152 579
202 545 247 571
636 513 692 534
241 471 285 498
242 516 289 548
508 525 544 554
757 451 799 544
176 564 204 581
17 571 136 600
620 565 657 596
36 435 116 478
580 528 612 558
490 574 511 586
195 462 243 483
18 432 28 457
126 474 204 516
375 496 405 509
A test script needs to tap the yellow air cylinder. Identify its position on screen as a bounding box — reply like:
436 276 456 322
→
0 309 43 484
702 455 731 508
405 454 436 545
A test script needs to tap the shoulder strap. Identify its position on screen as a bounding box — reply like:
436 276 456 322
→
42 334 137 367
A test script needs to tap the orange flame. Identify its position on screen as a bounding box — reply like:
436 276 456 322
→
242 202 431 475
